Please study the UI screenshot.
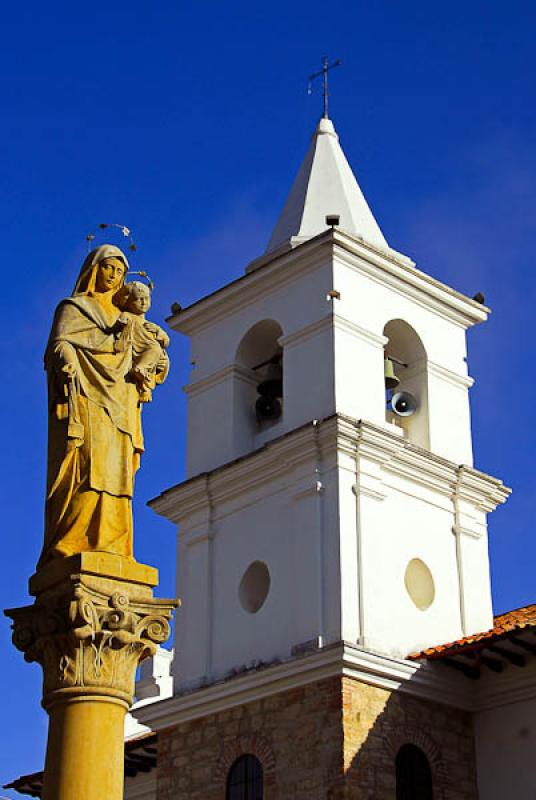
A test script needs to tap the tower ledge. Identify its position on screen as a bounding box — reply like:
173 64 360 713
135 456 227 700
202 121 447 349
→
167 228 489 337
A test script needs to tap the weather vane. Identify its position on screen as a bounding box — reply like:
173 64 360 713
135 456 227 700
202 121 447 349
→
308 56 341 119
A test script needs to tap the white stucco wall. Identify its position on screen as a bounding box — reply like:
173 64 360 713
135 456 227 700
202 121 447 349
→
475 696 536 799
171 426 342 689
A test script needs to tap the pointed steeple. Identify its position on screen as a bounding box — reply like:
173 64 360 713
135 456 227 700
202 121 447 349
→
266 117 387 253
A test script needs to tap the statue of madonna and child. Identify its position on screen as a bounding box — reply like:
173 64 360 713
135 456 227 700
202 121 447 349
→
38 244 170 569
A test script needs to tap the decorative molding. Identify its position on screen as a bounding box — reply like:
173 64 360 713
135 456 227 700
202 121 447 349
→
353 483 387 502
151 415 510 526
291 480 325 502
473 659 536 711
278 314 332 350
452 524 484 540
134 642 473 734
476 680 536 711
331 230 488 329
171 237 332 336
184 363 256 398
135 637 534 725
169 228 488 338
428 359 474 389
454 464 511 513
245 227 415 275
151 417 339 524
332 314 388 349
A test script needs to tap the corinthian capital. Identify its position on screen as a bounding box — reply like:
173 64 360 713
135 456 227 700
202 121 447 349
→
5 553 178 708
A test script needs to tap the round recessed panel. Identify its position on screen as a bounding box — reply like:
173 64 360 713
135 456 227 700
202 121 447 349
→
239 561 271 614
404 558 435 611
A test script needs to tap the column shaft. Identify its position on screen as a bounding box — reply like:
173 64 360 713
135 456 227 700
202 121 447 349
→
42 696 127 800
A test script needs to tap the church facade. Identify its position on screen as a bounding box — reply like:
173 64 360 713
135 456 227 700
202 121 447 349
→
8 117 536 799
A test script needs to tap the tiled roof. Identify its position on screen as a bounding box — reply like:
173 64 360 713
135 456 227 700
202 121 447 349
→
409 603 536 661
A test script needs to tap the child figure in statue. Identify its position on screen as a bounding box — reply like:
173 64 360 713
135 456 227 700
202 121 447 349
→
116 281 170 402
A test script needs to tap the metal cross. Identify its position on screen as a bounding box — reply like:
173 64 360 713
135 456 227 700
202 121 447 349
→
308 57 341 119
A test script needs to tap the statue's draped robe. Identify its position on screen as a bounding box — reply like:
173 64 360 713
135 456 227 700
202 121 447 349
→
39 296 143 566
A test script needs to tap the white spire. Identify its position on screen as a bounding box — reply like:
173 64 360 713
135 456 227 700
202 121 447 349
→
266 117 387 253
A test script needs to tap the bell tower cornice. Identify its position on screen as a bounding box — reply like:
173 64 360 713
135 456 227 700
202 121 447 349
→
168 228 489 338
150 416 509 526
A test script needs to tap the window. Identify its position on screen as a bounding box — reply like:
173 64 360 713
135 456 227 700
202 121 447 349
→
396 744 433 800
226 754 264 800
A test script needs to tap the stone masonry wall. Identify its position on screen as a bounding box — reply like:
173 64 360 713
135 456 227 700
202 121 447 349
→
156 677 344 800
156 674 478 800
342 677 478 800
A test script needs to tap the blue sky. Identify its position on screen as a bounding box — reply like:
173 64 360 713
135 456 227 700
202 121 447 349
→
1 0 535 791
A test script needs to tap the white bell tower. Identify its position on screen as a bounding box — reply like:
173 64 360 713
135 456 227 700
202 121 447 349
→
152 116 509 691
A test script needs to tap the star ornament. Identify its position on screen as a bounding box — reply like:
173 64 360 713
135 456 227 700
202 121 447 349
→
84 222 137 254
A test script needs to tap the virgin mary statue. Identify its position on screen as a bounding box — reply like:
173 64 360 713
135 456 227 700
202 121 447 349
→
38 245 161 567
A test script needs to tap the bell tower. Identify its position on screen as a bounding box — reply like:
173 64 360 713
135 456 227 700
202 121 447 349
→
151 115 509 691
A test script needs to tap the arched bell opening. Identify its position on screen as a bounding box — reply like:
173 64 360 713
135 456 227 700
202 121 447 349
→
383 319 430 450
234 320 284 453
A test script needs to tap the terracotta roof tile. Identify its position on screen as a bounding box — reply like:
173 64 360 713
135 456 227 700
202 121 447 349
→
408 603 536 661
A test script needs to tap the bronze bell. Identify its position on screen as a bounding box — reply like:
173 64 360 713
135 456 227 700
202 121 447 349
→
257 361 283 398
384 357 400 391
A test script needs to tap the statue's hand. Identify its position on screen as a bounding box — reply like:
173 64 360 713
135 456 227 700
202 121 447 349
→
131 366 151 388
61 363 78 380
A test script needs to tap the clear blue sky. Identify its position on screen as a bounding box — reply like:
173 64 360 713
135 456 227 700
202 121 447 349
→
1 0 535 791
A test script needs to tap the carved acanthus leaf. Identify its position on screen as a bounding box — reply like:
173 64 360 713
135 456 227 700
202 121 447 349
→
6 578 176 706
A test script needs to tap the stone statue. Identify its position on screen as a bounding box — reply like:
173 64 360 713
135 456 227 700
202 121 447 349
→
38 244 169 567
114 280 170 402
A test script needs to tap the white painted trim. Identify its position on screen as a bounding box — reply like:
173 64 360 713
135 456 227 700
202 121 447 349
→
453 524 484 541
333 314 388 349
278 314 333 350
150 416 510 525
291 481 325 502
353 484 387 503
469 657 536 711
169 230 489 338
331 231 489 327
171 240 331 335
428 360 474 389
184 363 256 398
133 642 473 734
133 644 536 737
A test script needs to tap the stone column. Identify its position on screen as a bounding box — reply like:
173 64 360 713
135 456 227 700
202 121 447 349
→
5 552 177 800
